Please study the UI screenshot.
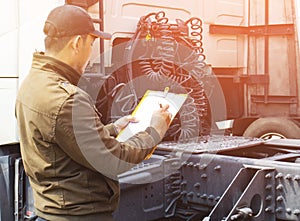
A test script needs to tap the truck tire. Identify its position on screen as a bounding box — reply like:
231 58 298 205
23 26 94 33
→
243 117 300 139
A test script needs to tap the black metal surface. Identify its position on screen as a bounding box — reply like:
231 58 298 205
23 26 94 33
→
115 136 300 220
114 155 182 220
156 135 264 154
2 137 300 220
0 152 20 221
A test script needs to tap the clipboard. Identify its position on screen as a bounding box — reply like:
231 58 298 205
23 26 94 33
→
116 87 188 142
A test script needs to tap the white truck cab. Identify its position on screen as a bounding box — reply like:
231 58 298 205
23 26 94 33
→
2 0 300 142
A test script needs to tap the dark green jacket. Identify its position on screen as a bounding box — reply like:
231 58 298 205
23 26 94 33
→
15 52 161 220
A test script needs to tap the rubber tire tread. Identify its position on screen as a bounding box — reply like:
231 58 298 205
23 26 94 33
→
243 117 300 139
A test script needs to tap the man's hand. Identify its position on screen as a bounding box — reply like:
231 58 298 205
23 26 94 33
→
150 104 172 140
114 115 138 133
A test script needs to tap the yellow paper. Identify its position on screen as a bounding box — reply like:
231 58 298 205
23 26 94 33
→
116 88 187 142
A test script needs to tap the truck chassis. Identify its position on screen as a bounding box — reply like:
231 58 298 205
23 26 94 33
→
2 136 300 221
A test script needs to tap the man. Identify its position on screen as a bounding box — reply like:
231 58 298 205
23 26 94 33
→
15 4 171 221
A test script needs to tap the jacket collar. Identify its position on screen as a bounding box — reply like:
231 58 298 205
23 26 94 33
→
32 52 82 85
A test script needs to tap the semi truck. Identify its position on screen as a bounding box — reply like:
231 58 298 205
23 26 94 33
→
1 0 300 220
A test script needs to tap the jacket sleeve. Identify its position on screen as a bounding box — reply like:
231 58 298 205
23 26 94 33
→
54 90 161 179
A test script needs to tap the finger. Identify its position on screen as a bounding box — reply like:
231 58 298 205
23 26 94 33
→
127 115 139 123
161 104 170 111
162 112 172 126
167 112 172 122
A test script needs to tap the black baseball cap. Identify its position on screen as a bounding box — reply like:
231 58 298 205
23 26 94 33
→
44 4 111 39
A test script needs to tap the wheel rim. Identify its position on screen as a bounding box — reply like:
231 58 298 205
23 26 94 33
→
260 132 286 140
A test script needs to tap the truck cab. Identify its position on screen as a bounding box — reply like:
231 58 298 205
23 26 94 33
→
3 0 300 144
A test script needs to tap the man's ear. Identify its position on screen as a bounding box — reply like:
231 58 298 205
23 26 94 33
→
70 35 82 52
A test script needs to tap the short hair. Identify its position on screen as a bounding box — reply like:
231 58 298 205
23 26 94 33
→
44 22 88 53
44 22 73 53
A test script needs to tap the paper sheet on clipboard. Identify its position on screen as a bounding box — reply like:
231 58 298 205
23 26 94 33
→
116 88 188 142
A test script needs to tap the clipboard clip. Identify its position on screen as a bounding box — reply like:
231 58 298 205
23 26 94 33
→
163 87 169 97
